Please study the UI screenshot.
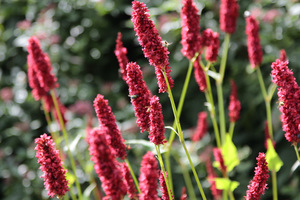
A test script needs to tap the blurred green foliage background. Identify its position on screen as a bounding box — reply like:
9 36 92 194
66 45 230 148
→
1 0 300 199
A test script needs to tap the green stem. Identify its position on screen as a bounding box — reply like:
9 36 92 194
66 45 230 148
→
293 144 300 165
162 71 207 200
219 34 231 82
50 90 82 200
271 170 278 200
229 190 235 200
223 190 228 200
125 158 141 194
229 122 235 139
155 145 173 200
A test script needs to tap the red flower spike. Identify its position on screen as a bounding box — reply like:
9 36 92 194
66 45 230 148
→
126 62 152 133
121 163 138 200
193 57 207 92
35 134 69 198
271 59 300 144
245 15 263 68
205 31 220 63
93 94 127 159
88 128 127 200
264 121 275 150
201 29 213 47
213 148 227 174
149 95 166 145
159 171 173 200
27 36 58 92
191 112 208 141
139 151 159 200
245 153 269 200
228 80 241 123
131 0 174 93
181 0 202 60
206 159 222 200
279 49 287 62
219 0 239 34
180 187 188 200
115 32 129 81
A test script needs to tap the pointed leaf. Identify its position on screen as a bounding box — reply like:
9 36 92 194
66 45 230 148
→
221 134 240 172
266 139 283 172
214 178 240 192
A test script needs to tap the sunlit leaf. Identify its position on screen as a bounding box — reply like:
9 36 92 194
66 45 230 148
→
222 134 240 172
214 178 240 192
266 139 283 172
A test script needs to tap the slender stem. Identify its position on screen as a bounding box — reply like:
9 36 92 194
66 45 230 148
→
125 158 141 194
223 190 228 200
162 71 207 200
256 68 268 99
50 89 83 200
219 33 231 82
229 190 235 200
293 144 300 165
229 122 235 139
155 145 173 200
271 170 278 200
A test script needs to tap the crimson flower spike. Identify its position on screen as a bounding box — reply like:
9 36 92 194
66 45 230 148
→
279 49 287 62
126 62 152 133
93 94 127 159
271 59 300 144
27 36 58 99
159 171 174 200
193 57 207 92
180 187 188 200
245 14 263 68
131 0 174 93
205 31 220 63
213 148 227 175
139 151 159 200
191 112 208 142
115 32 129 81
149 95 166 145
206 158 222 200
121 163 138 199
219 0 239 34
88 127 127 199
35 134 69 198
245 153 269 200
228 80 241 123
181 0 202 60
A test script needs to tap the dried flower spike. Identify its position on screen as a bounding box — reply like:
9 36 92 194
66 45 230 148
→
245 153 269 200
115 32 129 81
121 163 138 199
93 94 127 159
131 0 173 93
159 171 173 200
245 15 263 68
181 0 202 59
35 134 69 198
228 80 241 123
88 127 127 199
219 0 239 34
191 112 208 141
126 62 152 133
139 151 159 200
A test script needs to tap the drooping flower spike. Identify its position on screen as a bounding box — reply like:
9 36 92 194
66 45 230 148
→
35 134 69 198
193 57 207 92
219 0 239 34
159 171 173 200
115 32 129 81
126 62 152 133
93 94 127 159
121 163 138 199
191 111 208 142
245 153 269 200
88 127 127 199
131 0 174 93
228 80 241 123
213 148 227 175
181 0 202 60
245 15 263 68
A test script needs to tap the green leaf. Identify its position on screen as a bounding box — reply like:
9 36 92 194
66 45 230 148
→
266 139 283 172
221 134 240 172
66 172 75 186
83 182 96 199
214 178 240 192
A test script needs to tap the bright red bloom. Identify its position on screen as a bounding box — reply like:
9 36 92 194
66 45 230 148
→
205 31 219 63
206 159 222 200
27 36 58 94
180 0 202 60
279 49 287 62
115 32 129 81
213 148 226 174
93 94 127 159
228 80 241 122
219 0 239 34
131 0 174 93
193 57 207 92
245 153 269 200
159 171 173 200
180 187 188 200
264 121 275 150
245 15 263 68
121 163 138 199
271 59 300 144
191 112 208 141
35 134 69 198
139 151 159 200
88 127 127 200
149 95 166 145
126 62 152 133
